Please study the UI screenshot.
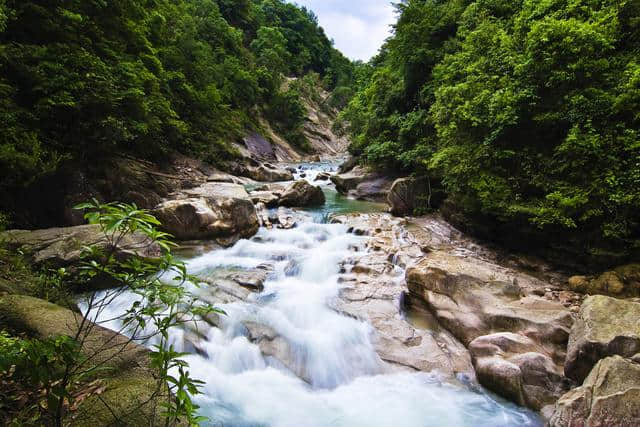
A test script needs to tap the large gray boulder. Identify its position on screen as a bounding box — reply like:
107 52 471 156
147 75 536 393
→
279 180 325 207
565 295 640 383
154 183 259 246
245 165 294 182
330 166 368 193
550 355 640 427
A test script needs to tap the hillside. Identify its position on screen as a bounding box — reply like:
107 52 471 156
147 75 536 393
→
0 0 355 228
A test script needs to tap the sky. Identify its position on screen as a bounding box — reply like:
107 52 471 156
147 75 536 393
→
290 1 397 61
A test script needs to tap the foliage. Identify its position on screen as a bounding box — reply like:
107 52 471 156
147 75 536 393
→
0 332 83 425
344 0 640 256
266 87 311 151
0 245 71 306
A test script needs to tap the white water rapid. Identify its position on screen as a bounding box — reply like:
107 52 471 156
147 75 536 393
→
82 162 542 427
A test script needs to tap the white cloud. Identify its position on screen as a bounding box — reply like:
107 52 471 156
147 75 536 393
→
289 1 396 61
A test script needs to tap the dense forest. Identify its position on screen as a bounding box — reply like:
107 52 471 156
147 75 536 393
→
341 0 640 263
0 0 356 226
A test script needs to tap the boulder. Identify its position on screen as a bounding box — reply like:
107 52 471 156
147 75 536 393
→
565 295 640 382
0 224 161 267
388 177 431 217
0 295 164 426
330 166 368 193
207 171 255 185
279 181 325 207
207 172 235 183
314 172 331 181
331 166 394 202
181 182 251 199
275 207 312 229
245 165 293 182
469 333 569 410
338 155 358 173
331 213 476 380
242 322 305 381
154 183 259 245
249 190 280 208
255 202 272 228
550 356 640 427
567 264 640 297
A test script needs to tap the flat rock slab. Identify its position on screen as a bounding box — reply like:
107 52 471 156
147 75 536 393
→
0 224 161 266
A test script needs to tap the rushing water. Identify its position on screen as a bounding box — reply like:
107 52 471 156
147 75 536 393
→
81 162 542 427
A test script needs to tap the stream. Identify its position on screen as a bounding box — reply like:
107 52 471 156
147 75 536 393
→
82 162 542 427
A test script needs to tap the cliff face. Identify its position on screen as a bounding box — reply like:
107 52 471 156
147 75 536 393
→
237 81 349 162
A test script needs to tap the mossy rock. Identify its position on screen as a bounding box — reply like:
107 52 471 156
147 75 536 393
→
567 263 640 297
0 294 168 426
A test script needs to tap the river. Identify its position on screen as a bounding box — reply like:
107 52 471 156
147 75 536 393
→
82 161 542 427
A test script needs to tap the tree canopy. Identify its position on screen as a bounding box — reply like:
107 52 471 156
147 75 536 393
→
341 0 640 262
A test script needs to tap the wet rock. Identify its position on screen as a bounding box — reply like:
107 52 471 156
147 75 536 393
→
243 321 306 381
332 213 476 379
565 295 640 383
256 202 272 228
228 268 271 292
249 190 280 208
154 183 259 245
245 165 294 182
279 180 325 207
207 172 235 183
315 172 331 181
0 224 161 267
275 207 312 230
550 355 640 427
469 333 569 410
200 278 252 304
284 259 300 276
330 166 368 193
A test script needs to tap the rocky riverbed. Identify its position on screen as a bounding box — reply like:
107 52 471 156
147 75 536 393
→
2 158 639 426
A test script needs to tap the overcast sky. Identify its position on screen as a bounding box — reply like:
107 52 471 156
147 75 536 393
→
290 1 397 61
